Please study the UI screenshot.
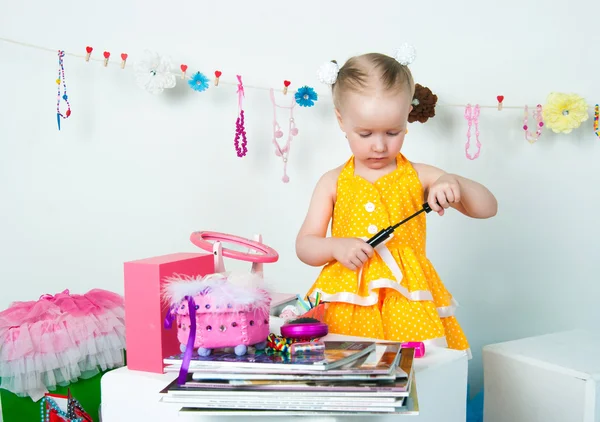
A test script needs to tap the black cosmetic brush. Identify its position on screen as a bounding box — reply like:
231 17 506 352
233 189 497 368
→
366 202 433 248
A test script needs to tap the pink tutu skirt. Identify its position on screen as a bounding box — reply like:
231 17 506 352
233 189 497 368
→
0 289 126 401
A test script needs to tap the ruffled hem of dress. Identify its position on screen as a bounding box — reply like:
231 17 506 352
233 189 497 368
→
0 331 125 401
309 279 459 319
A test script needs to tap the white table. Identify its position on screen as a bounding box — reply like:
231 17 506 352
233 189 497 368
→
483 329 600 422
101 320 468 421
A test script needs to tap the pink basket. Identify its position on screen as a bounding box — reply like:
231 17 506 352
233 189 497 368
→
163 273 271 357
174 299 270 353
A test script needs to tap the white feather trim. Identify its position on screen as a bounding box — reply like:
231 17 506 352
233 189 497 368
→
162 272 271 310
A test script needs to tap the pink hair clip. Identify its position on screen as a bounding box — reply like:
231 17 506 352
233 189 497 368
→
464 104 481 160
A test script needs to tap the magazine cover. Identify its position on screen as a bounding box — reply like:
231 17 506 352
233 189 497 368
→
164 341 376 372
183 342 402 380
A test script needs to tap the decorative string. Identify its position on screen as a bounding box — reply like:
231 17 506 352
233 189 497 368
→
1 36 597 111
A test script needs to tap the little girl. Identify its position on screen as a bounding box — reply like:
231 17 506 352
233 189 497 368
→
295 47 497 357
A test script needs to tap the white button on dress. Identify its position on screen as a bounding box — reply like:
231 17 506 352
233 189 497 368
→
367 225 378 235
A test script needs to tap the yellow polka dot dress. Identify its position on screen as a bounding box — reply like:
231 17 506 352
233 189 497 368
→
307 154 470 356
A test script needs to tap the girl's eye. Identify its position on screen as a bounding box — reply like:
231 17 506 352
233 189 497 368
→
387 132 400 136
359 133 372 138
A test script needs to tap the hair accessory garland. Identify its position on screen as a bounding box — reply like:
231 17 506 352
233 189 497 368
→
56 50 71 131
188 71 210 92
270 88 298 183
85 46 92 62
294 86 318 107
464 104 481 160
523 104 544 144
393 43 417 66
234 75 248 157
594 104 599 139
408 83 437 123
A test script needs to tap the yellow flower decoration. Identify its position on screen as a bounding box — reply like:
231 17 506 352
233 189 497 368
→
542 92 589 134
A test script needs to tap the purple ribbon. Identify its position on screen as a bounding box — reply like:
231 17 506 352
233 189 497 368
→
177 296 197 385
164 304 176 329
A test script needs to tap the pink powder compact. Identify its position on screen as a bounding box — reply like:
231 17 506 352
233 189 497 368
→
280 317 328 340
163 272 271 357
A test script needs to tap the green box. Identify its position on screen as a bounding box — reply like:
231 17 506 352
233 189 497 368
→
1 370 107 422
1 352 126 422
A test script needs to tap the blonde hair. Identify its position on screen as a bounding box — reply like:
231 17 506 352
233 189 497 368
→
331 53 415 108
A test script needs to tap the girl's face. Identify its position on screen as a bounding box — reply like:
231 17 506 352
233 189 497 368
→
335 88 412 170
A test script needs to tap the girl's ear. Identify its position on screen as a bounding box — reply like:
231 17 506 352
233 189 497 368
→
334 108 344 131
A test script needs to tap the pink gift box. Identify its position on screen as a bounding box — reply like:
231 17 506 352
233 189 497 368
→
123 252 214 373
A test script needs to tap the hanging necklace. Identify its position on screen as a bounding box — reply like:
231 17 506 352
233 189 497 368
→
233 75 248 157
594 104 599 139
270 88 298 183
56 50 71 130
523 104 544 144
464 104 481 160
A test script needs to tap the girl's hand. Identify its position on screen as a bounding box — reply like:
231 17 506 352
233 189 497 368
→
332 238 374 271
428 174 461 216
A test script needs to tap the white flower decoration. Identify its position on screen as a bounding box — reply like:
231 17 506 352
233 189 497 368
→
134 50 177 94
393 43 417 66
317 61 340 85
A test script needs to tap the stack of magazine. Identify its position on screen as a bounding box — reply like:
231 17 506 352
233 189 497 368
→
159 341 419 415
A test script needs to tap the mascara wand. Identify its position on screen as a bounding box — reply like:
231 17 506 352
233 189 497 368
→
366 202 433 248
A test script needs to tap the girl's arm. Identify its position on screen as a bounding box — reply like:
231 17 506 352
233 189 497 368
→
295 170 339 267
412 162 498 219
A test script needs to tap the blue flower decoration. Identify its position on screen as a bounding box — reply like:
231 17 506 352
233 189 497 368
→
188 71 210 92
295 85 318 107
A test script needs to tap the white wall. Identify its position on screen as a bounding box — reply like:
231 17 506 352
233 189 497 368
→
1 0 599 395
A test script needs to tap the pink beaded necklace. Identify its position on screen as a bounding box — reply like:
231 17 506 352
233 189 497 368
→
233 75 248 157
269 88 298 183
464 104 481 160
523 104 544 144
